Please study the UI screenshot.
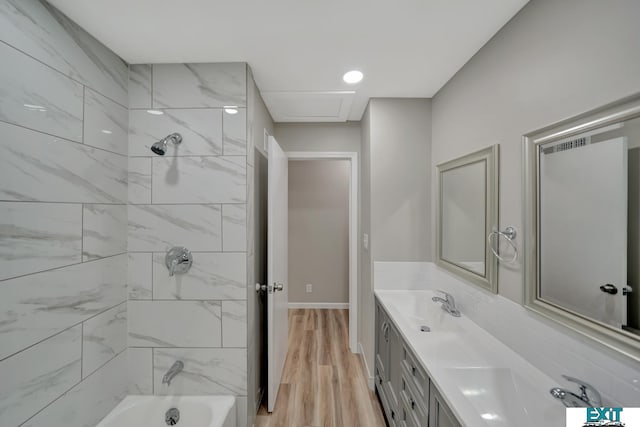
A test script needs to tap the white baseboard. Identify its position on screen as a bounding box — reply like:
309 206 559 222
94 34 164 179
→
358 342 375 390
288 302 349 309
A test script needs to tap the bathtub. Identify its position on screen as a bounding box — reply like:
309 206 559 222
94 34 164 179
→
96 395 236 427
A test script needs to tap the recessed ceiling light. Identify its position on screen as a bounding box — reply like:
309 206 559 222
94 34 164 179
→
101 129 113 135
343 70 363 84
146 110 164 115
224 106 239 115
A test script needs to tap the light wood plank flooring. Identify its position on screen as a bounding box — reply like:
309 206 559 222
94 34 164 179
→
256 309 386 427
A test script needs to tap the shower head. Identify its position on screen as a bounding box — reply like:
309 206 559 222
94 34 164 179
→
151 133 183 155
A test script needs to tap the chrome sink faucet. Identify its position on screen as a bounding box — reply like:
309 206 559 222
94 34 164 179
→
162 360 184 386
550 375 602 407
432 290 461 317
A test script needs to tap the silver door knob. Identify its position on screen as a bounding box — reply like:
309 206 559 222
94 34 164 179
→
599 284 618 295
274 282 284 292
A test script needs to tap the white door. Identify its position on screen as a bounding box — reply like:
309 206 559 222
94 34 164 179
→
267 136 289 412
540 137 628 328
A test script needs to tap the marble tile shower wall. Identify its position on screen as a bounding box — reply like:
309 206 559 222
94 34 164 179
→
0 1 129 426
126 62 249 425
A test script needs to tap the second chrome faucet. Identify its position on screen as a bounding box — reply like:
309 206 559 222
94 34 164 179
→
550 375 602 407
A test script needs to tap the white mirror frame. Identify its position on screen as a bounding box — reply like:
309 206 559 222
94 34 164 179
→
436 144 499 293
523 93 640 362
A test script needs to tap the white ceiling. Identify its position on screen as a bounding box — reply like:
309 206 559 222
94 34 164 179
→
48 0 528 122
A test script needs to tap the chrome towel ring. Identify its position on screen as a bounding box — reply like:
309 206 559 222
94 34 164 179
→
488 227 518 264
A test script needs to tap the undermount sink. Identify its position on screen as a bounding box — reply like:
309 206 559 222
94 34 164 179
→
441 367 564 427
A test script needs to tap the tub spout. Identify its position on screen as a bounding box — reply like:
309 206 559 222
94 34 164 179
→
162 360 184 386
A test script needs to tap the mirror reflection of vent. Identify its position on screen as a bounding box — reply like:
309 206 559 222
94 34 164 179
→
542 136 590 155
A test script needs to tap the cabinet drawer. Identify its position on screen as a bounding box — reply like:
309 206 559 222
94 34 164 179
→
401 344 429 401
400 367 428 427
377 380 393 426
400 363 428 415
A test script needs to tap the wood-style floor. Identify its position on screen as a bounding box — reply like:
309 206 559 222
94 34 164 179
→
256 309 386 427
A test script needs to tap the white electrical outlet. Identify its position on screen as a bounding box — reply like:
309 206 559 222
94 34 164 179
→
363 233 369 250
306 284 313 293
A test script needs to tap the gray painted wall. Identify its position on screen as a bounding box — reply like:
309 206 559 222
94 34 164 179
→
431 0 640 304
359 104 374 374
288 160 350 304
370 98 433 262
274 122 361 153
359 98 432 377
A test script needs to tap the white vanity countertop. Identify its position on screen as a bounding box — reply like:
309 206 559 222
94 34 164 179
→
374 290 566 427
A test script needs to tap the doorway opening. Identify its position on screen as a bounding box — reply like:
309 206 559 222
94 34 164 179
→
287 152 359 353
257 145 360 415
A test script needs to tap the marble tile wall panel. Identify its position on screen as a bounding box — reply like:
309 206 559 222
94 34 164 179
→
82 204 127 261
128 348 153 394
153 252 247 300
0 42 83 142
222 204 247 252
129 109 223 157
22 350 128 427
0 202 82 280
84 88 128 155
128 204 222 252
0 326 81 427
153 348 247 395
128 157 152 204
128 64 152 109
128 301 222 348
152 63 246 109
0 121 127 203
127 252 152 300
222 300 247 348
223 108 247 155
82 303 127 378
0 254 126 360
151 156 246 204
0 0 128 106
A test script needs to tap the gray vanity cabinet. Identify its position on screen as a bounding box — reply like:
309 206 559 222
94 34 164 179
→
375 299 461 427
375 302 402 424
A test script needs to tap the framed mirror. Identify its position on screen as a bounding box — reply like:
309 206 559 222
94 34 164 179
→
524 93 640 361
436 145 499 293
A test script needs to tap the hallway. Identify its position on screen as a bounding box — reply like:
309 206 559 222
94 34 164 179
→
256 309 386 427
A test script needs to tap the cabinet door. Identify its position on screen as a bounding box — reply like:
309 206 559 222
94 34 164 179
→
429 382 461 427
386 322 402 409
375 302 390 381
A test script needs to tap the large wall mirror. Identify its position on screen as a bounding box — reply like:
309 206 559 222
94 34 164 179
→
436 145 499 293
524 94 640 361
